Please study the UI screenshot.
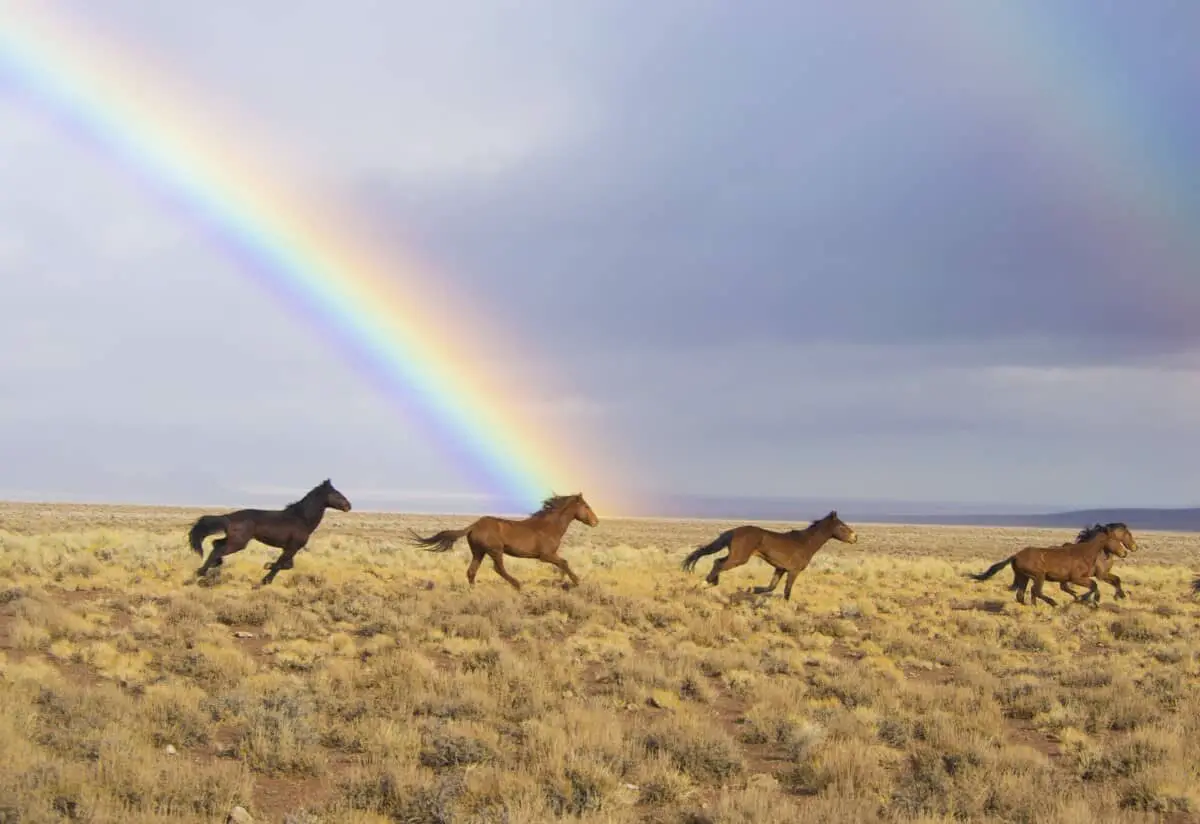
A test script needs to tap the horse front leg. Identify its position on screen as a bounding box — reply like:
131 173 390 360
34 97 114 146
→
545 554 580 588
262 542 303 585
753 567 786 594
1098 571 1126 600
489 551 523 591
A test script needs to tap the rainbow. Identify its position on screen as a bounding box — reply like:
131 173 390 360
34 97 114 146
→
0 7 613 513
901 3 1195 309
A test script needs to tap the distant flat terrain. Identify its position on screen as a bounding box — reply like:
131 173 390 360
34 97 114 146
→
1 502 1198 823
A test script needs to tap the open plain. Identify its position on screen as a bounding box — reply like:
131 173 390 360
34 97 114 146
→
0 502 1198 823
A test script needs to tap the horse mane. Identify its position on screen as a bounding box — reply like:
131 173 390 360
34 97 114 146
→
1075 522 1128 543
535 493 581 515
283 480 330 515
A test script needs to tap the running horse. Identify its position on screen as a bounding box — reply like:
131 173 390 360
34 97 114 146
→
970 528 1129 607
681 510 859 601
188 479 352 585
408 493 598 590
1055 522 1139 602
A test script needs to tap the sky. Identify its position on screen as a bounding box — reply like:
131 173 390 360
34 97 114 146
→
1 1 1198 515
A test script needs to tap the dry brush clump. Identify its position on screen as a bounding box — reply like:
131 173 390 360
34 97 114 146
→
0 503 1198 822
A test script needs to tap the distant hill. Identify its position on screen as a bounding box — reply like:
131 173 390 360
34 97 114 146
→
613 494 1200 534
1 485 1197 534
886 508 1200 533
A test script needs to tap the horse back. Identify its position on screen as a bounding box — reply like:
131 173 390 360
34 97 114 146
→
1015 542 1095 578
471 516 539 552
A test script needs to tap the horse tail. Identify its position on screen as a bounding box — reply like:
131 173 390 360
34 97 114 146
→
682 530 735 573
1191 575 1200 596
408 527 471 553
969 555 1016 582
188 515 229 556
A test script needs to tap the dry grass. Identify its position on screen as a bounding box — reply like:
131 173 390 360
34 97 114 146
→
0 501 1198 823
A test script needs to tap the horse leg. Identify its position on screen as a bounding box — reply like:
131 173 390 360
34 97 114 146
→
782 569 801 601
1071 576 1101 606
1031 575 1057 607
262 542 303 585
707 548 750 586
753 567 786 594
1059 581 1082 600
1099 571 1126 600
489 551 523 591
545 554 580 588
197 537 229 576
199 533 251 577
466 547 485 586
705 556 726 585
1013 572 1029 604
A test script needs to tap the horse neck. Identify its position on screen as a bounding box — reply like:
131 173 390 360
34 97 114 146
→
533 505 578 540
794 519 836 553
293 492 327 527
1078 537 1110 563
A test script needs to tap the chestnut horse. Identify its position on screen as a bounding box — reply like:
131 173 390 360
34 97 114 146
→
189 479 352 585
970 530 1129 607
681 510 859 600
408 493 598 590
1051 522 1139 602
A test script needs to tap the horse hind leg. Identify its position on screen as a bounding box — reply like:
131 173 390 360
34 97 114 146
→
707 545 751 586
1013 572 1030 604
1031 576 1057 607
197 537 229 576
466 547 485 586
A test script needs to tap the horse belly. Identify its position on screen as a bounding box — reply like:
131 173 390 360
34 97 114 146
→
756 545 792 570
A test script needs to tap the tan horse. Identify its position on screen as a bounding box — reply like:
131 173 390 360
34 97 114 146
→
971 531 1130 607
681 510 859 600
408 493 597 590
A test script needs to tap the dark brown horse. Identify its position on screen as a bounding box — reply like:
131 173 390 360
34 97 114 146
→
408 493 598 590
681 511 859 601
189 479 352 585
971 530 1129 607
1003 523 1137 603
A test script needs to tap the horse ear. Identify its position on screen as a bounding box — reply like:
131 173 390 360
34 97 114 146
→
829 510 838 518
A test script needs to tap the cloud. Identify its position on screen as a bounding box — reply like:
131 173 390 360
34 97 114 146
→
1 2 1198 508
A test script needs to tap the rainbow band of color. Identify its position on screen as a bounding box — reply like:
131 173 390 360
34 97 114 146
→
0 8 580 512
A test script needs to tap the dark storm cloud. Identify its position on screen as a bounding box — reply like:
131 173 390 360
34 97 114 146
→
360 2 1200 359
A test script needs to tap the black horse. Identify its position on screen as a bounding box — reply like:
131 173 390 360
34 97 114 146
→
189 479 352 585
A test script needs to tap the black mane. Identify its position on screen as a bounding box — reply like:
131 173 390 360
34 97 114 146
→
1075 522 1128 543
284 479 331 515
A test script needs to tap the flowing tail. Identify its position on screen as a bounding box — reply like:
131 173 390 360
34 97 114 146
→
970 555 1016 582
1191 575 1200 596
188 515 229 556
682 530 734 573
408 527 471 553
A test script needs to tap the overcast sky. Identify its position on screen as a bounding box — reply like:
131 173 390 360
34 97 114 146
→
1 1 1198 514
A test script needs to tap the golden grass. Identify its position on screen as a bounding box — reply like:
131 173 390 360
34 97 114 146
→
0 501 1198 823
